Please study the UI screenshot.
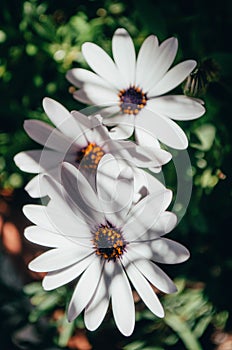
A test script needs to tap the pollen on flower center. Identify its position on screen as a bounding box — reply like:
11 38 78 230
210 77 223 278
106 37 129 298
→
92 223 127 261
118 86 147 115
76 142 105 170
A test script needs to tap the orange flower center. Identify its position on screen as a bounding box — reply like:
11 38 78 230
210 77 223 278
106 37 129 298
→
76 143 105 170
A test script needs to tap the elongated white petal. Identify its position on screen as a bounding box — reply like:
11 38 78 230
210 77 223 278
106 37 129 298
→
42 254 95 291
149 95 205 120
109 123 134 140
97 155 134 225
66 68 111 89
14 150 64 173
123 256 164 317
82 42 125 89
148 60 197 97
145 37 178 91
45 206 92 240
25 174 48 198
29 246 92 272
108 140 170 168
136 35 159 90
40 175 91 232
148 211 177 237
43 98 87 141
23 204 56 231
112 28 136 86
148 238 190 263
127 247 177 293
75 83 118 106
111 262 135 336
136 108 188 149
132 168 166 201
103 114 134 127
23 119 75 153
24 225 74 248
134 127 160 148
61 162 105 224
73 89 95 105
14 150 42 173
68 257 103 322
124 189 172 242
84 263 111 331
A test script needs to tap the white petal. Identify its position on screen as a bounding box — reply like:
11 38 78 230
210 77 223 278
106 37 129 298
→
134 127 161 148
123 256 164 317
103 114 134 127
97 155 134 225
84 264 111 331
61 162 105 224
124 189 172 242
145 37 178 92
14 150 42 173
148 238 190 264
135 35 159 90
150 95 205 120
73 89 95 105
112 28 136 86
25 174 48 198
151 211 177 235
148 60 197 97
74 84 118 106
96 105 120 119
127 248 177 293
68 257 103 322
82 42 125 89
23 204 56 231
111 262 135 336
24 225 74 248
66 68 111 89
128 212 177 242
23 119 74 152
29 246 92 272
132 168 166 199
43 98 87 141
43 254 95 291
14 150 64 173
41 176 96 238
136 108 188 149
108 140 170 168
109 123 134 140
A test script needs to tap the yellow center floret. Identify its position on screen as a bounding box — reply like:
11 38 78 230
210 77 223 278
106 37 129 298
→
93 224 126 261
118 86 147 115
76 142 105 170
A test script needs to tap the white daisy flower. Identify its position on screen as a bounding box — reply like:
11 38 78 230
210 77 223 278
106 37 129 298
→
14 97 171 198
23 156 190 336
66 28 206 149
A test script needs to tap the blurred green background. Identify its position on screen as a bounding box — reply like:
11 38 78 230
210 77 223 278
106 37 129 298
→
0 0 232 349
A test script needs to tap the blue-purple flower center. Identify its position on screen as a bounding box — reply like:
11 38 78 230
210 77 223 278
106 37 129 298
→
118 86 147 115
93 223 126 261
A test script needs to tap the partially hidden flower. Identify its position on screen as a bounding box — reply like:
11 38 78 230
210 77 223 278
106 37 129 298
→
23 156 190 336
14 98 171 198
67 28 206 150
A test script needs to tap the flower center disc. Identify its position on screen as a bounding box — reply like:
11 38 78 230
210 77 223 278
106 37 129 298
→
76 142 105 170
93 224 126 261
118 86 147 115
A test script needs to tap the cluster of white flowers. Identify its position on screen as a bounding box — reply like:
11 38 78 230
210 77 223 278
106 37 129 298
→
15 28 205 336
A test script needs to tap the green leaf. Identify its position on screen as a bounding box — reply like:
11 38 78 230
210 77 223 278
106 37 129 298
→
191 124 216 151
57 316 75 348
164 313 203 350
